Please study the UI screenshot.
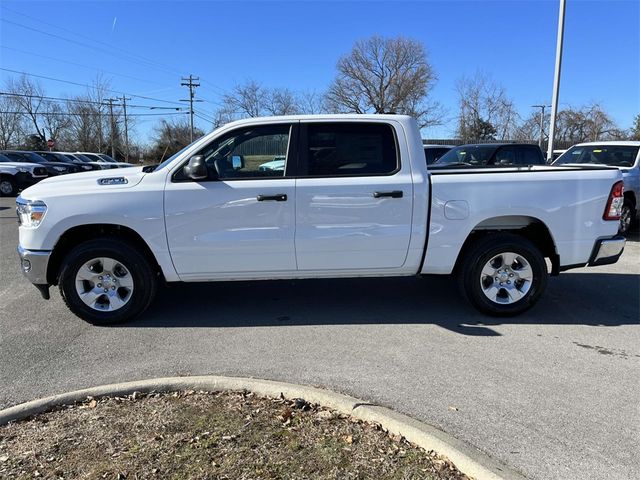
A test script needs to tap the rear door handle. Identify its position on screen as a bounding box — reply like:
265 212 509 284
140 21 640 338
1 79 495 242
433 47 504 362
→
373 191 403 199
257 194 287 202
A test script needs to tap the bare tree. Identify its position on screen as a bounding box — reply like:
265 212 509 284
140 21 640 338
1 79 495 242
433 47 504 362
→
631 114 640 141
7 74 47 144
298 90 326 114
265 88 300 116
0 93 25 149
515 110 550 142
149 118 204 162
222 80 266 118
554 103 623 143
455 72 519 141
325 35 443 128
216 81 309 123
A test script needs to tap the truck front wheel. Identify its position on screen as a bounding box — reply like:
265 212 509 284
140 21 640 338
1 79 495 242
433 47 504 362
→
458 234 548 316
0 176 17 197
58 238 157 325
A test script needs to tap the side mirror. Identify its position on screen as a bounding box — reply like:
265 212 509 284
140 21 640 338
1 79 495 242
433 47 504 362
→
183 155 208 180
231 155 244 170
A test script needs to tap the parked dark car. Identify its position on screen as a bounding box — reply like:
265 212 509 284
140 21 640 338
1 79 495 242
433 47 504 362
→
432 143 546 168
0 152 49 195
56 152 111 170
423 144 454 164
35 151 96 172
0 150 79 176
79 152 134 168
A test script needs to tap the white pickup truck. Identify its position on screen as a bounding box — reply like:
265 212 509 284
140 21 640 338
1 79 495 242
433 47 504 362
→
16 115 626 324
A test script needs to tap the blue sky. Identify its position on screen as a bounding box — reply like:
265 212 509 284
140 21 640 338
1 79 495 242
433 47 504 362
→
1 0 638 142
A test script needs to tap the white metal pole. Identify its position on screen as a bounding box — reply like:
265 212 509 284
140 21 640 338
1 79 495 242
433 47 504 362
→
547 0 566 161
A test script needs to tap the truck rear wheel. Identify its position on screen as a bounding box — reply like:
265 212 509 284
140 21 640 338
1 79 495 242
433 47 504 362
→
58 238 157 325
619 201 635 236
458 233 548 316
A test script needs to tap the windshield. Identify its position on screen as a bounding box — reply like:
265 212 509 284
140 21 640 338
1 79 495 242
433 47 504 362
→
554 145 639 167
24 152 47 163
80 153 103 162
434 145 497 166
98 154 118 163
423 147 452 165
62 154 86 163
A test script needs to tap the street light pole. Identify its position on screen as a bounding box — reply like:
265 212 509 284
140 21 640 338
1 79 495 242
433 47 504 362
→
532 104 551 149
547 0 566 161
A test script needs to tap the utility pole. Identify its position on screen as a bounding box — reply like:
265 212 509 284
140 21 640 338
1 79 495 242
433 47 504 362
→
547 0 566 162
532 104 551 149
107 98 118 159
121 95 131 162
181 74 201 143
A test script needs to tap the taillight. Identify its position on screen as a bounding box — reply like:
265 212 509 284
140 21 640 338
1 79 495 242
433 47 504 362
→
603 181 624 221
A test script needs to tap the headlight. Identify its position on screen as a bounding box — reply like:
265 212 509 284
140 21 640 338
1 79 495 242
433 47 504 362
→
53 166 66 172
16 198 47 228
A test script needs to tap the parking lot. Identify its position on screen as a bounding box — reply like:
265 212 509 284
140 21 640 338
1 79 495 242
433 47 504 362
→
0 195 638 480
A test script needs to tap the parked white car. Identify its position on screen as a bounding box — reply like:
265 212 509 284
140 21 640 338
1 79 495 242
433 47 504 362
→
553 141 640 234
0 154 48 196
17 115 625 324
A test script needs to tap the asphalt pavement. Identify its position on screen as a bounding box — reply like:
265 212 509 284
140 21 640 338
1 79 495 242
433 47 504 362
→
0 196 638 480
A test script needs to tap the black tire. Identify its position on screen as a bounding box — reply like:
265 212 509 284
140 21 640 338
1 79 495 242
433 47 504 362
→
458 233 548 317
0 176 17 197
58 238 157 325
619 201 635 236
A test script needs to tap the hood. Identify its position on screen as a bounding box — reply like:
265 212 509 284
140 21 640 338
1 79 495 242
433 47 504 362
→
21 166 148 199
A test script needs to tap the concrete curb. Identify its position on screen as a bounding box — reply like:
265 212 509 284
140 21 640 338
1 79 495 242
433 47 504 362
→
0 376 526 480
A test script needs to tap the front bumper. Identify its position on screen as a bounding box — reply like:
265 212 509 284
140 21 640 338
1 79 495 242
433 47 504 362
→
588 236 626 267
15 172 47 189
17 245 51 299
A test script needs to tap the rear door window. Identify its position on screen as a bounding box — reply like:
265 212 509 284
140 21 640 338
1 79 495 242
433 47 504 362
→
301 123 398 176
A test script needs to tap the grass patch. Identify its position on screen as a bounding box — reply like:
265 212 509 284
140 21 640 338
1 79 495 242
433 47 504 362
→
0 391 468 479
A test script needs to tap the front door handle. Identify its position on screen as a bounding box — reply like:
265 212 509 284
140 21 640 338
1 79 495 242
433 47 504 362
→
373 190 403 199
257 194 287 202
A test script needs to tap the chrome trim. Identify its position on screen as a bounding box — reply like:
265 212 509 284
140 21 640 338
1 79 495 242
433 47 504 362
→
17 245 51 285
589 236 626 267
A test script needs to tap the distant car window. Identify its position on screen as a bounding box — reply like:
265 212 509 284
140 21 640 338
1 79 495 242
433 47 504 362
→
424 147 451 165
520 146 543 165
303 123 397 176
4 152 30 163
435 145 497 166
176 124 291 181
554 145 639 167
494 147 517 165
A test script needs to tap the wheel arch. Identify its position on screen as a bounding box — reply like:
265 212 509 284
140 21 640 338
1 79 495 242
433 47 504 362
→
47 223 164 285
453 215 560 276
624 190 636 208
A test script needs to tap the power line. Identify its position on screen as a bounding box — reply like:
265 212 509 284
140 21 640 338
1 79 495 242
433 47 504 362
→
1 45 168 86
0 92 185 110
0 111 188 117
0 68 184 106
1 18 182 77
193 112 215 125
2 5 184 77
